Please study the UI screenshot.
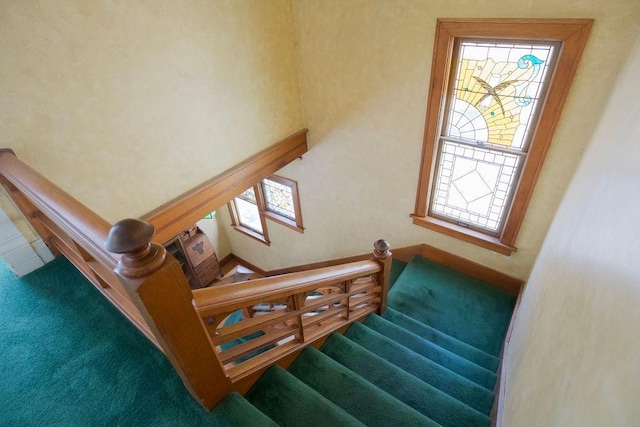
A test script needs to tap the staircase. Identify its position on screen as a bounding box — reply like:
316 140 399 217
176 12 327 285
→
210 256 517 426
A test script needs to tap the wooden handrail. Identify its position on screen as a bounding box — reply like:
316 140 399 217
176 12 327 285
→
191 242 392 386
0 149 159 345
142 128 308 244
0 149 116 268
193 260 380 315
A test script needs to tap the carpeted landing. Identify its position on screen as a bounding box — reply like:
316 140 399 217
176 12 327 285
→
1 255 515 426
217 255 516 426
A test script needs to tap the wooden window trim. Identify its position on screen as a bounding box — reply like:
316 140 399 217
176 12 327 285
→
228 186 271 246
262 175 304 233
412 18 592 255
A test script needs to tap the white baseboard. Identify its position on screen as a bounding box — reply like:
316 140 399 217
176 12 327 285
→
0 208 53 277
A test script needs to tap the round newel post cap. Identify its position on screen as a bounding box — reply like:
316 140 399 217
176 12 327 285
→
105 218 166 278
373 239 391 259
105 218 155 254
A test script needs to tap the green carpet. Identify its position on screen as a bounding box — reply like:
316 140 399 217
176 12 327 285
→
0 258 260 426
320 333 490 426
342 321 494 414
388 256 516 356
2 252 515 426
382 307 499 371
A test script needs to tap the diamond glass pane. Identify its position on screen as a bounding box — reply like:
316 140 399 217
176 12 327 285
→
431 140 522 233
234 197 263 233
447 41 555 150
262 178 296 220
237 187 257 204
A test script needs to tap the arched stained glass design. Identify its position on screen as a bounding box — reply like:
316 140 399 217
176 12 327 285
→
431 40 558 234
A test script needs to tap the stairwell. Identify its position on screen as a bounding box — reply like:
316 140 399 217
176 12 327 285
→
210 256 517 426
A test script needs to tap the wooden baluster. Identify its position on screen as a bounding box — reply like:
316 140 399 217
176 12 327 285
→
105 218 231 410
373 239 392 314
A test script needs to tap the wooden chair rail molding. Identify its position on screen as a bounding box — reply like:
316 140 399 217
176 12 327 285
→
142 128 308 244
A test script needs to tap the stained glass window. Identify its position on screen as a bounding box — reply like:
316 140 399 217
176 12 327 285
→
261 175 303 232
228 175 303 243
430 39 557 234
234 188 263 233
262 178 296 220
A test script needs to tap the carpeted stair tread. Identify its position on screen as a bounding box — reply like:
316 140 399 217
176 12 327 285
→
288 347 438 427
389 259 407 289
383 307 499 372
388 256 516 356
364 314 497 390
211 392 277 426
343 322 494 415
321 333 490 426
246 365 364 427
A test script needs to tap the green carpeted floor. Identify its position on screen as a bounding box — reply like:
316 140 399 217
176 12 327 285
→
388 256 516 356
1 253 515 426
0 258 247 426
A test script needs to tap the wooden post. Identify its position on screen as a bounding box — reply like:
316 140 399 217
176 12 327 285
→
373 239 392 314
105 218 232 410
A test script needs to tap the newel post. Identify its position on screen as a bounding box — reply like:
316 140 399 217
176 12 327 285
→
373 239 392 314
105 218 231 409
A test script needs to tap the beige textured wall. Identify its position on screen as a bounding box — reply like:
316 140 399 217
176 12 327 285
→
224 0 640 278
0 0 303 229
503 33 640 425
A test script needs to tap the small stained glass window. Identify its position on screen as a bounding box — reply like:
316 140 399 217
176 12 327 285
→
234 196 263 233
228 175 303 244
430 39 558 234
261 175 303 232
229 185 269 244
262 177 296 220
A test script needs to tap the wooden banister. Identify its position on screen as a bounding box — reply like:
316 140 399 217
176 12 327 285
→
0 150 157 344
193 260 380 315
191 241 392 388
0 149 115 267
105 219 232 409
1 146 399 410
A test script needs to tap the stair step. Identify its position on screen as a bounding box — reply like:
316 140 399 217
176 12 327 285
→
288 347 438 427
246 365 364 427
322 332 491 426
388 256 516 356
344 321 495 415
211 392 277 426
383 307 499 372
364 314 497 390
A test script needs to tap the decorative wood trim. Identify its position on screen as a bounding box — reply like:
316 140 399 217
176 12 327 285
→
412 215 517 256
419 243 523 295
218 253 234 269
412 19 593 252
390 244 425 263
143 129 308 244
256 244 422 277
264 253 371 276
230 254 269 277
